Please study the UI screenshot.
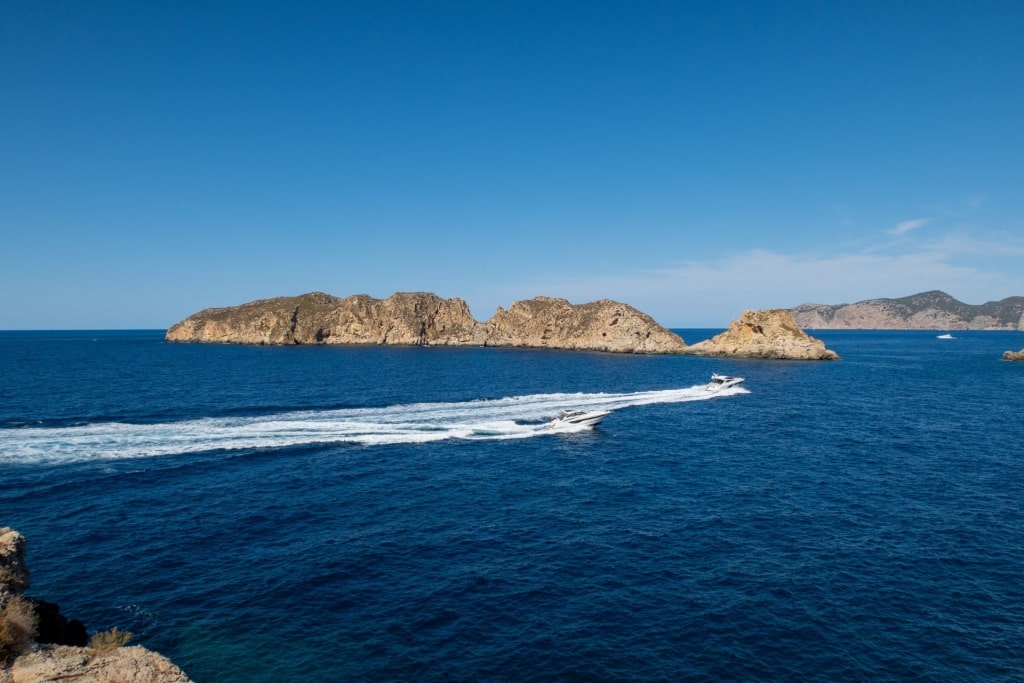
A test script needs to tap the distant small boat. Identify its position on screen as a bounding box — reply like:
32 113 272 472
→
937 333 955 339
706 373 745 391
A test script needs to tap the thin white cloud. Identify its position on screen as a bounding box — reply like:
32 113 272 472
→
926 232 1024 257
891 218 928 235
477 230 1024 327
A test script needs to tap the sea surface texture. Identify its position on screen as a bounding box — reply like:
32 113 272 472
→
2 330 1022 682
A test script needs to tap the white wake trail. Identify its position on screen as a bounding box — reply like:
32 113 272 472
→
0 385 747 464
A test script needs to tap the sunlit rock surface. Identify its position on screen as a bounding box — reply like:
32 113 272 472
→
166 292 687 354
684 309 839 360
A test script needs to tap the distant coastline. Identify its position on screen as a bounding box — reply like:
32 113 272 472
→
790 290 1024 330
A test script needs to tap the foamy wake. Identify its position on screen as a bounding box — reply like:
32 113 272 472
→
0 385 747 464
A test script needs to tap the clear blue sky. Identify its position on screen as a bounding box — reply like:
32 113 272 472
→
3 1 1023 328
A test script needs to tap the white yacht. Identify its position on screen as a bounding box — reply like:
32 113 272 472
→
546 409 611 429
937 333 955 339
706 373 745 391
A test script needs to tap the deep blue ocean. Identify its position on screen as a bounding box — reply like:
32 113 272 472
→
2 329 1022 682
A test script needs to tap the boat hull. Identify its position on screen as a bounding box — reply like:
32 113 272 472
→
547 409 611 429
706 373 745 391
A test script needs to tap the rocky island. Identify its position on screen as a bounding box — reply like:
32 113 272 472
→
791 290 1024 330
0 528 192 683
480 296 685 353
683 309 839 360
166 292 689 354
167 291 844 360
1004 349 1024 361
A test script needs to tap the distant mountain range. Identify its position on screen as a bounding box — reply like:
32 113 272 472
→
790 291 1024 330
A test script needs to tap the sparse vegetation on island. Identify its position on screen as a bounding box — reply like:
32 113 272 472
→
89 626 133 651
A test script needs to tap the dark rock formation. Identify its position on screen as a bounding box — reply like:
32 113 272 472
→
683 309 839 360
791 290 1024 330
25 599 87 647
166 292 688 354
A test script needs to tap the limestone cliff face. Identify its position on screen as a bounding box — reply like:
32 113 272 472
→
684 309 839 360
167 292 687 354
791 291 1024 330
0 528 192 683
165 292 335 344
324 292 481 346
480 297 687 353
166 292 483 346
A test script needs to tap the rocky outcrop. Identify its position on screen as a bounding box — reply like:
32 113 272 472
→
0 529 30 596
2 531 86 652
1004 349 1024 361
684 309 839 360
167 292 500 346
480 297 688 353
4 645 191 683
167 292 687 354
792 290 1024 330
0 528 192 683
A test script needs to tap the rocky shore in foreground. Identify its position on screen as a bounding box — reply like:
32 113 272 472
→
0 528 192 683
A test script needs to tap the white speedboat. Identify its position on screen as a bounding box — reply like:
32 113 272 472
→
705 373 745 391
937 333 955 339
546 409 611 429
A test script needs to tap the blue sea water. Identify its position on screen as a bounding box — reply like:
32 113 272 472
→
1 329 1022 682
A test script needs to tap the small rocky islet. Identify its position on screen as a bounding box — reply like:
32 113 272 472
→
685 309 840 360
166 291 839 360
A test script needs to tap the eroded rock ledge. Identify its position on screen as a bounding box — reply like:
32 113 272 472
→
1 527 192 683
683 309 840 360
166 292 689 354
1004 349 1024 361
4 645 191 683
